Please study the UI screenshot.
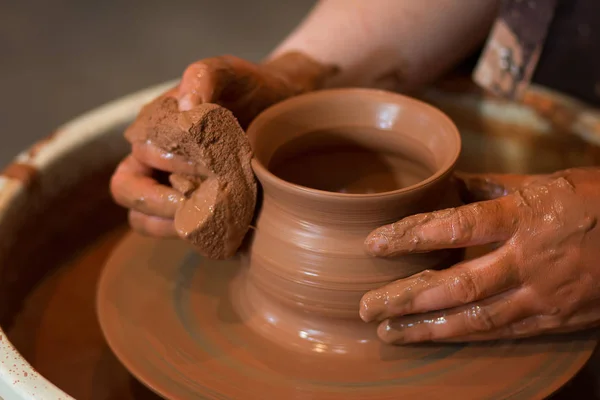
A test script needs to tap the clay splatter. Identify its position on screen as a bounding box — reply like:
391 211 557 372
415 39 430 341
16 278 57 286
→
1 163 39 188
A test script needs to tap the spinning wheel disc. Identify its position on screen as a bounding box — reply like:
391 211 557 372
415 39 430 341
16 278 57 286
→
97 232 596 399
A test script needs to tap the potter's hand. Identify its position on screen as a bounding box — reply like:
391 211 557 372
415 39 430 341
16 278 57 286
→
361 168 600 344
110 53 334 238
110 138 205 238
177 53 335 128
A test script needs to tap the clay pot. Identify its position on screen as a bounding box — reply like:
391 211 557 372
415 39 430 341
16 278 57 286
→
233 89 461 355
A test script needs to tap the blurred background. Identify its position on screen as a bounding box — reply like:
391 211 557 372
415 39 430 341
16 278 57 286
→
0 0 316 167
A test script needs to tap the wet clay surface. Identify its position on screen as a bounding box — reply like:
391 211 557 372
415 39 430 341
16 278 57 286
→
7 227 160 400
122 96 257 259
97 232 596 400
241 89 464 338
268 127 435 194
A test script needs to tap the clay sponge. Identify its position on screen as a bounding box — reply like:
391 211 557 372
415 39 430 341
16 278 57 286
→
127 96 257 259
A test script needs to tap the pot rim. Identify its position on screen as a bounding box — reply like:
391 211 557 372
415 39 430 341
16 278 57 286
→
248 88 462 200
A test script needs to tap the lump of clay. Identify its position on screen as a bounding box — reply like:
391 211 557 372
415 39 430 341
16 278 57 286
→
125 96 257 259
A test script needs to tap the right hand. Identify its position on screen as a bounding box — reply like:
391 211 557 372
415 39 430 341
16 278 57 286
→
110 53 332 238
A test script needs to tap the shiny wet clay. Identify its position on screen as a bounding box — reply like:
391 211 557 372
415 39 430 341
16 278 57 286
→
268 126 436 194
236 88 462 357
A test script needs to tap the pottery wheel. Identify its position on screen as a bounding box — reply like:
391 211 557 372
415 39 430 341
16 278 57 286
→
97 231 597 400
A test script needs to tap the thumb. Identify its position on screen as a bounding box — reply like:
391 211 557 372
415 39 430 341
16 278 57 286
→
178 58 228 111
454 171 548 203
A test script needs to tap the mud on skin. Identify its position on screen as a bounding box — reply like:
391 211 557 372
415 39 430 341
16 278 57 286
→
362 168 600 344
110 52 338 258
113 96 256 260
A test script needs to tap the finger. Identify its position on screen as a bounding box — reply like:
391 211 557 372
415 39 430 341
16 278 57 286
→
433 315 564 342
365 196 519 257
553 306 600 333
360 246 518 322
178 59 228 111
131 140 212 176
454 171 549 202
110 155 183 218
433 305 600 342
514 306 600 336
376 289 533 344
128 210 177 238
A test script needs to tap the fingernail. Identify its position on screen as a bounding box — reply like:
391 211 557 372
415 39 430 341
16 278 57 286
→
365 233 389 256
378 319 405 344
359 292 380 322
360 289 394 323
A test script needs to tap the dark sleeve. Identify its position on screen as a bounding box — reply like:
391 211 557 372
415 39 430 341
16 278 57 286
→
472 0 600 107
533 0 600 106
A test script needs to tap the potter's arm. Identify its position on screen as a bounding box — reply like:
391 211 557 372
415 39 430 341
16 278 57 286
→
270 0 500 92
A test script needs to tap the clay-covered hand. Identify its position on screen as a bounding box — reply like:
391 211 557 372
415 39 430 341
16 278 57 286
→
110 135 202 238
110 53 335 238
176 53 333 127
361 167 600 344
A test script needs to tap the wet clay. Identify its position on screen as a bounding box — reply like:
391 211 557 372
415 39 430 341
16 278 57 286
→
1 163 39 188
97 231 597 400
124 96 256 259
361 167 600 345
203 88 463 361
268 127 435 194
7 226 159 400
177 52 339 128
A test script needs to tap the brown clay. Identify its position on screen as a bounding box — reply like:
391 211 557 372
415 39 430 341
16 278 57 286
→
268 127 434 194
176 52 338 127
1 163 39 188
97 231 597 400
8 226 159 400
242 88 462 326
110 52 339 243
123 96 257 259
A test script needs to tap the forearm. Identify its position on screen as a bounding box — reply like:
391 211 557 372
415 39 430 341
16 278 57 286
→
269 0 501 91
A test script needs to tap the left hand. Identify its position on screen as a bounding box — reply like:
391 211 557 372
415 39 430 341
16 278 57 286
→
111 53 336 239
361 167 600 344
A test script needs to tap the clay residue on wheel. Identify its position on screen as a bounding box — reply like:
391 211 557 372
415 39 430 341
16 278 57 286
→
125 96 256 259
2 163 39 188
